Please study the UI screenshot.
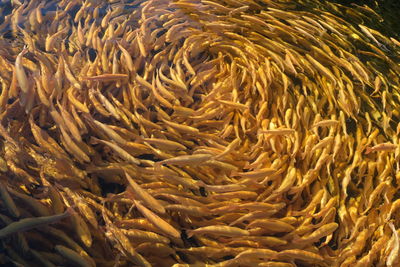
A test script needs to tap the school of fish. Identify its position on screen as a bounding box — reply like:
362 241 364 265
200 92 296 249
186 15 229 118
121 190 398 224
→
0 0 399 266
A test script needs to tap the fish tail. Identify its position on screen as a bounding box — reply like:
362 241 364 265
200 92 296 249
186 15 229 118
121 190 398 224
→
186 230 194 238
365 146 372 154
292 234 302 244
231 170 239 176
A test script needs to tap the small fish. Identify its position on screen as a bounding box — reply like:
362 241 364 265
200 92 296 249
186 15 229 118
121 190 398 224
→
260 128 295 135
81 74 128 81
133 200 180 239
156 153 212 167
387 223 399 267
365 143 397 154
293 222 338 244
45 27 68 52
93 138 140 165
305 54 337 85
15 46 30 106
87 116 126 145
358 24 383 48
234 248 278 262
0 181 20 218
59 125 90 163
67 88 89 113
125 172 165 214
117 43 135 72
122 228 170 244
162 119 199 135
0 208 72 238
187 225 250 238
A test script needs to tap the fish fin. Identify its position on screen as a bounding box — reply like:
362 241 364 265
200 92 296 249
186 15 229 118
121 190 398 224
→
154 162 162 172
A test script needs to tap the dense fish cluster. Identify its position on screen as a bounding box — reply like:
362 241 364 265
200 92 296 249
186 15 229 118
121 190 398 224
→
0 0 400 266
